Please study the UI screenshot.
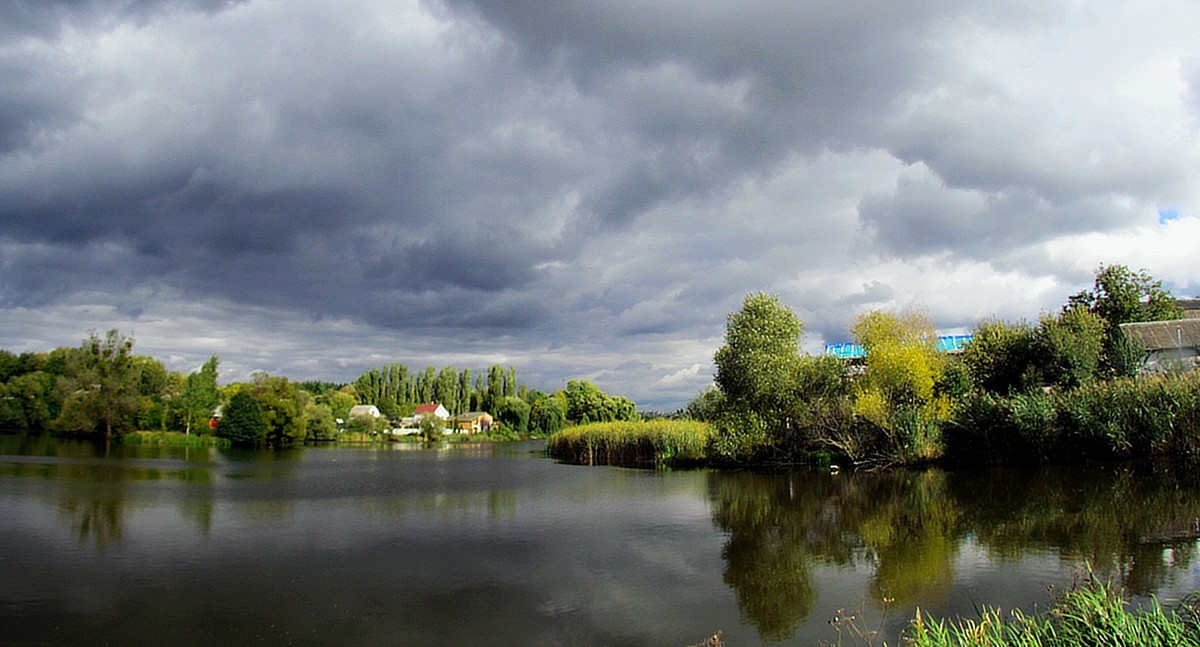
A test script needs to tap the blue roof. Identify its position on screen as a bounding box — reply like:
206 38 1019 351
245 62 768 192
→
824 334 973 359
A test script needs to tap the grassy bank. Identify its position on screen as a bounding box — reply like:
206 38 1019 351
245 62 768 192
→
947 371 1200 465
122 431 231 448
902 580 1200 647
548 420 712 468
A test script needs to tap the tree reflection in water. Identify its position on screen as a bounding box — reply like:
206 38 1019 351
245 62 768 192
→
708 461 1200 642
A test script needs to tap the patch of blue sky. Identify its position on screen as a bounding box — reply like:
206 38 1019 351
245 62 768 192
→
1158 208 1180 224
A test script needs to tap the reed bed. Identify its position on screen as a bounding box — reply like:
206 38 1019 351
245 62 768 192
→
947 371 1200 464
123 430 231 447
547 420 713 469
903 580 1200 647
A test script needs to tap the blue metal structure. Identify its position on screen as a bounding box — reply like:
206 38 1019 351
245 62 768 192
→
823 334 973 360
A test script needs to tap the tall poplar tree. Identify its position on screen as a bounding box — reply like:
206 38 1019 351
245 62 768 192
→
180 356 220 435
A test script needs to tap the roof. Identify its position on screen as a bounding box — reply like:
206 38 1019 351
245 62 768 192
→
1120 319 1200 351
348 404 380 417
1178 298 1200 318
414 403 445 415
454 412 492 421
824 334 974 360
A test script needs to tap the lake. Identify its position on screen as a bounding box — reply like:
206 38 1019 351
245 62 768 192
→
2 434 1198 646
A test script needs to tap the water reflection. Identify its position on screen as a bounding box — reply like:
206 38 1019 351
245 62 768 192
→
709 462 1200 642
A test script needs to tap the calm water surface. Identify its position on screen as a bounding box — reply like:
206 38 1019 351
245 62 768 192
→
2 434 1199 646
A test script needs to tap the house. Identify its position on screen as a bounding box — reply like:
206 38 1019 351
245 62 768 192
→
1120 319 1200 374
413 403 450 420
1179 298 1200 319
453 412 494 434
348 404 382 419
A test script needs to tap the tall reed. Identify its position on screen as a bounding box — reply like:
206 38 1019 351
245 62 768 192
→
547 420 712 468
904 579 1200 647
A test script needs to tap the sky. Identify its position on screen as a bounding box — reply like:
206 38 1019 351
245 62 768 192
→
2 0 1199 411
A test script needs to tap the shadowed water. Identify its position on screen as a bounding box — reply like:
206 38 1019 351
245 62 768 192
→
1 433 1198 645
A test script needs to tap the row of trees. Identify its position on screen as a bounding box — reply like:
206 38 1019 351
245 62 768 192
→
0 332 636 446
693 264 1190 466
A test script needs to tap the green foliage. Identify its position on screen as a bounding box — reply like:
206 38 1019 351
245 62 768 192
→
418 413 444 441
528 392 566 436
682 387 725 422
1030 306 1106 389
564 379 637 424
218 391 265 446
304 403 338 441
494 395 530 435
714 292 802 417
946 372 1200 464
547 420 712 468
245 372 308 447
179 356 220 435
53 330 142 438
961 319 1035 394
904 578 1200 647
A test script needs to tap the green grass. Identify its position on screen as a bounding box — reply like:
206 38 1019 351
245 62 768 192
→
902 580 1200 647
122 430 231 448
547 420 713 469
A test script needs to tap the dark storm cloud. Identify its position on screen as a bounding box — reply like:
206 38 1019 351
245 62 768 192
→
1 0 1199 409
443 0 970 229
0 0 244 42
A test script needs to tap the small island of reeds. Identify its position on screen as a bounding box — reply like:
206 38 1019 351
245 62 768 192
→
547 420 712 469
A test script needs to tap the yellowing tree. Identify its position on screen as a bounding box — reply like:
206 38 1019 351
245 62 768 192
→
851 310 947 463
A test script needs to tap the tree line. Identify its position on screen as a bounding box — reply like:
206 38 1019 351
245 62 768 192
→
0 335 637 446
688 264 1197 467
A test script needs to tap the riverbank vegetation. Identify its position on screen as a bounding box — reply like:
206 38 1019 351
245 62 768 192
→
675 264 1199 469
0 330 636 447
900 580 1200 647
548 420 711 468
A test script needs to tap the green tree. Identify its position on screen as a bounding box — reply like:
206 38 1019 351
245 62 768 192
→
564 380 638 424
54 330 142 439
179 356 221 435
305 403 338 441
529 392 566 436
1030 306 1106 389
418 413 444 441
217 390 265 446
961 319 1035 395
246 372 308 447
495 395 531 436
714 293 803 419
435 367 461 415
1068 264 1183 376
319 389 358 424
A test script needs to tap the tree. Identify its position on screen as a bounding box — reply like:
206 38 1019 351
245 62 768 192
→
960 319 1034 395
217 390 265 446
495 395 531 436
304 403 338 441
1068 264 1183 376
1030 306 1106 389
246 372 308 447
54 330 142 439
179 356 220 435
436 367 461 415
529 392 566 436
564 380 638 424
850 310 947 463
418 413 443 441
713 293 803 419
1069 264 1182 327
